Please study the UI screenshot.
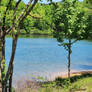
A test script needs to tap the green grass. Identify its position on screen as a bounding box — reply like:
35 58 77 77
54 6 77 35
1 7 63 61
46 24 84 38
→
40 77 92 92
72 77 92 92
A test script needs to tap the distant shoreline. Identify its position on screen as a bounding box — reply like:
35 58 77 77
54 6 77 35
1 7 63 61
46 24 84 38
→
60 70 92 78
43 70 92 81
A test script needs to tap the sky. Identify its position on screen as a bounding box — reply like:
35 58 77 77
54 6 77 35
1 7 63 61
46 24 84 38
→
23 0 83 4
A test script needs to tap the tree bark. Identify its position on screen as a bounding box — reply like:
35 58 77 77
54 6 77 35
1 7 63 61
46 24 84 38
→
9 62 13 92
0 1 2 91
68 39 71 79
0 25 2 92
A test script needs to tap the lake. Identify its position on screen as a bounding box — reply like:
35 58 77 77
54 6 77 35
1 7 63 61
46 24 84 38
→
5 36 92 81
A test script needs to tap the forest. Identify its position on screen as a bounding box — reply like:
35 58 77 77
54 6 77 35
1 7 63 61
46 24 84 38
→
0 0 92 92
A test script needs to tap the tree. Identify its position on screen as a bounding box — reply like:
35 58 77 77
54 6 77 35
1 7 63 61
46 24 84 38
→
0 0 38 91
52 0 87 78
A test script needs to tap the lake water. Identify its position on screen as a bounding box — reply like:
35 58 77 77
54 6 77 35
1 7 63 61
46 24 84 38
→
5 36 92 81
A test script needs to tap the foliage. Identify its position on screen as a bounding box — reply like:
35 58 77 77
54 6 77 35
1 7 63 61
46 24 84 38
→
53 0 87 42
1 1 53 34
85 15 92 39
1 0 92 36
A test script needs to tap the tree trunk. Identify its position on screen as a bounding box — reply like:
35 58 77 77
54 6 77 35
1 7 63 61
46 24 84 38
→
68 39 71 79
9 67 13 92
0 29 2 92
2 33 5 92
6 34 18 92
0 10 2 91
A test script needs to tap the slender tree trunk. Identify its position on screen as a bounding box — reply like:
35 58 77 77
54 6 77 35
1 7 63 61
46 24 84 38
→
2 33 5 59
0 28 2 92
8 34 18 92
1 33 6 92
0 5 2 90
9 66 13 92
2 34 5 92
68 39 71 79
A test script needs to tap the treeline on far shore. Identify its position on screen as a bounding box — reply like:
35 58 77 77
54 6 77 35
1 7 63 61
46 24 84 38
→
1 0 92 39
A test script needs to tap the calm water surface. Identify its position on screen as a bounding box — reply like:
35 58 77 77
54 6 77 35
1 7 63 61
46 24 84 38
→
5 36 92 80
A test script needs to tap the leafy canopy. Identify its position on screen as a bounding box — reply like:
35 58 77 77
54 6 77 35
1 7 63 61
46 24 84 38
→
52 0 87 43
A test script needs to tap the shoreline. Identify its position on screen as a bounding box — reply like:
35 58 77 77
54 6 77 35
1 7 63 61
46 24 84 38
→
14 70 92 89
48 70 92 81
60 70 92 78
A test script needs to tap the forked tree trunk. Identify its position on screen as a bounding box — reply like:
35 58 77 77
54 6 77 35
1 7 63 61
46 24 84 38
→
9 35 18 92
68 39 71 79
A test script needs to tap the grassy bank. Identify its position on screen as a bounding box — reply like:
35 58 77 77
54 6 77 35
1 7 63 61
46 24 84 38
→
15 72 92 92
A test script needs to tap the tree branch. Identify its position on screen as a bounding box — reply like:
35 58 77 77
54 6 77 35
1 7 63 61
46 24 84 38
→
3 0 38 37
1 0 34 37
13 0 22 26
18 0 38 28
2 0 12 32
0 0 2 25
17 0 33 21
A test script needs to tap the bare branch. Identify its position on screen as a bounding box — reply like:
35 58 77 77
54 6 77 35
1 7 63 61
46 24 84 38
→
18 0 38 28
17 0 33 21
